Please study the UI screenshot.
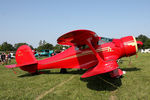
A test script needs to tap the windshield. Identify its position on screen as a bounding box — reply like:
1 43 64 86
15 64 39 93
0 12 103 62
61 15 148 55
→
98 37 113 45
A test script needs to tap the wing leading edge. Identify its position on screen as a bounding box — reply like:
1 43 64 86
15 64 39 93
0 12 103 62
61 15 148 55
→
57 29 99 46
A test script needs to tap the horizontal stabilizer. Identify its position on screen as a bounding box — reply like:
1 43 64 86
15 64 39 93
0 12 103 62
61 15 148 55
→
16 61 38 67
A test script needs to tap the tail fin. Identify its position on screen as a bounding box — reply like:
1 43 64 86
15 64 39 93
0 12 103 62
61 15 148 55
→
16 45 37 66
5 45 38 73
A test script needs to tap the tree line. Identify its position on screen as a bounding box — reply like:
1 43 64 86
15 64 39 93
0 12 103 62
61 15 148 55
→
0 34 149 52
0 40 69 52
136 34 150 49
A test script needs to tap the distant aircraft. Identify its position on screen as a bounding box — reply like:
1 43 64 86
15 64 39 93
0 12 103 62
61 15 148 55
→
5 29 143 78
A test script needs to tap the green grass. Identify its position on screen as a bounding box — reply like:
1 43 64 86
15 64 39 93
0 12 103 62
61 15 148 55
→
0 53 150 100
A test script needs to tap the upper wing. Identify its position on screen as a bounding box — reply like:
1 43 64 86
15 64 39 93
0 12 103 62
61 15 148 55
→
57 29 119 78
57 29 99 46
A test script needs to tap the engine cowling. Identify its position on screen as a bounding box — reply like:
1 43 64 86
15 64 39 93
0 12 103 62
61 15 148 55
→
121 36 138 57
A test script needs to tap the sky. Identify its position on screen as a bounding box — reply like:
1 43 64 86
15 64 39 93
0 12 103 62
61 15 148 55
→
0 0 150 48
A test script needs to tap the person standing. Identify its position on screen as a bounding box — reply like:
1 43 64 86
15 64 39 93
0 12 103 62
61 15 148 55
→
1 53 6 65
5 53 8 64
8 52 11 64
0 54 1 65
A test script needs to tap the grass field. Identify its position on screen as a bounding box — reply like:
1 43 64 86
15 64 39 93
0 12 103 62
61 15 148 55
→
0 53 150 100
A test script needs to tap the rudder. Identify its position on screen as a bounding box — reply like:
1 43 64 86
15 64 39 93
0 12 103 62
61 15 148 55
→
16 45 37 66
16 45 38 73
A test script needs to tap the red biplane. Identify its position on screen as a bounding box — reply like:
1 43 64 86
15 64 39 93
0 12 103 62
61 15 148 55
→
5 29 143 78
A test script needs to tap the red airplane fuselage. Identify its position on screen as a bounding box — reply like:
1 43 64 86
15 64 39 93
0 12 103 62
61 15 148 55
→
37 36 137 70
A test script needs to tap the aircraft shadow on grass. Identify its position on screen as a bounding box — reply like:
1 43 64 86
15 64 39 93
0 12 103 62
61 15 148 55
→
18 66 141 77
18 69 86 77
18 69 121 91
82 67 141 91
80 74 122 91
121 67 141 72
18 67 140 91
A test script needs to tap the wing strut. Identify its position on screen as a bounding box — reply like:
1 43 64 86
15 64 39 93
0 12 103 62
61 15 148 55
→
85 38 104 64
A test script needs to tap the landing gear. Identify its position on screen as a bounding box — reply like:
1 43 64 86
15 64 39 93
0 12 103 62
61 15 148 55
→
116 75 123 79
110 69 125 78
60 68 67 73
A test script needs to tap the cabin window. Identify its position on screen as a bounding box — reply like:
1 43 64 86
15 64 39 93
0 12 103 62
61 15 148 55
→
98 37 113 45
75 47 79 50
77 45 89 50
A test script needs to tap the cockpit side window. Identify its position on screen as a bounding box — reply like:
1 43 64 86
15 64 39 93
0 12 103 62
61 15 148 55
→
101 37 113 42
76 44 89 50
98 37 113 45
